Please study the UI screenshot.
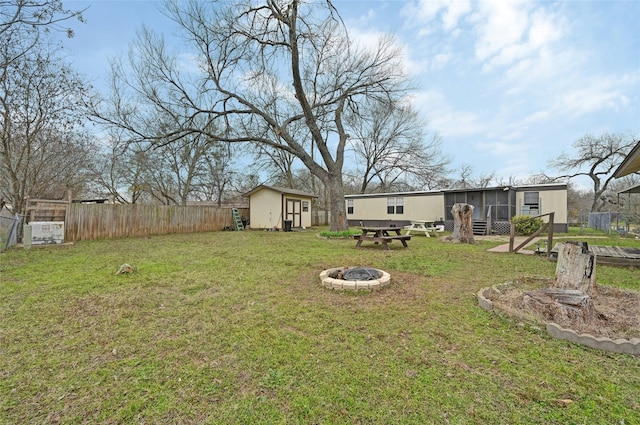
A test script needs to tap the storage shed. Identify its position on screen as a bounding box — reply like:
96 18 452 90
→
244 185 317 230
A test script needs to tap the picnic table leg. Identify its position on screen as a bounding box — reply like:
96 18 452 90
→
355 236 363 247
400 238 409 247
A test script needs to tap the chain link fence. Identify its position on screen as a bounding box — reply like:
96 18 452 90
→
0 214 23 252
580 210 631 235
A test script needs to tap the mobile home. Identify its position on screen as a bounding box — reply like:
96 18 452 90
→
345 184 568 234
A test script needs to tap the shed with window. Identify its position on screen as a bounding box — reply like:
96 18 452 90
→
243 185 317 230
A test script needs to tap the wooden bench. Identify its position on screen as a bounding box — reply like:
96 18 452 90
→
354 234 411 250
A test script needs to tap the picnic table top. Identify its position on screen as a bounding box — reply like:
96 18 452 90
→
358 226 403 232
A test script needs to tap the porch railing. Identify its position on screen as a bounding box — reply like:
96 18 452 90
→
509 212 555 256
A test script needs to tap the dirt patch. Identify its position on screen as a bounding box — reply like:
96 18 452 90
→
489 277 640 340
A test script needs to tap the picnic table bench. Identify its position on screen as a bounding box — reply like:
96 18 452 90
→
354 226 411 250
404 220 437 237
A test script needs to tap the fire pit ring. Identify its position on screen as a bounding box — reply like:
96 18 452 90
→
319 267 391 291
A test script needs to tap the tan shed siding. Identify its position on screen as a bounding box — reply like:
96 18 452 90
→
515 189 567 223
404 194 446 221
346 193 445 222
301 198 313 227
540 189 568 223
250 189 283 229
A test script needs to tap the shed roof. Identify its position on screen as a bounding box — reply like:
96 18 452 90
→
614 141 640 178
243 184 318 198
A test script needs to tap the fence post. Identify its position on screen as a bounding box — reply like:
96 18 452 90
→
509 222 515 252
546 212 554 256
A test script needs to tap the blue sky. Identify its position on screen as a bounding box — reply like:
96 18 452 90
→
63 1 640 189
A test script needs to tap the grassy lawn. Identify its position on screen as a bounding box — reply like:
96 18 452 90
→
1 229 639 424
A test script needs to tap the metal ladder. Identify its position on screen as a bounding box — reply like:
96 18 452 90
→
232 208 244 230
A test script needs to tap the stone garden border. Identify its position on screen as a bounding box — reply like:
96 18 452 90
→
477 282 640 355
319 267 390 291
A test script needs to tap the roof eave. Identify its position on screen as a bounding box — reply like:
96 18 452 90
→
614 141 640 178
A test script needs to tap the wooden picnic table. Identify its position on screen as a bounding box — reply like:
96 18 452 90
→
404 220 437 237
354 226 411 250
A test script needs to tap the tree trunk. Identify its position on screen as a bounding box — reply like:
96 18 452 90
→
446 203 475 244
327 173 348 232
553 242 597 296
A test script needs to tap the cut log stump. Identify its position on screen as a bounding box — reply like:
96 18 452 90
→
553 242 597 296
523 288 596 324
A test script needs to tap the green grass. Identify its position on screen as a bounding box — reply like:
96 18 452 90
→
318 229 363 238
1 229 639 424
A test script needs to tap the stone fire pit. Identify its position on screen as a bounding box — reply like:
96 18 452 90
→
319 266 390 291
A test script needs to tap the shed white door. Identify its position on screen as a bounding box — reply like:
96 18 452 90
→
285 198 302 227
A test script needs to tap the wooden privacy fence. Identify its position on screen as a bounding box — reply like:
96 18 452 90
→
65 204 249 242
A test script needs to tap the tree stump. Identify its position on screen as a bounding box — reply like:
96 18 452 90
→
554 242 597 296
522 242 599 327
446 203 475 244
523 288 596 325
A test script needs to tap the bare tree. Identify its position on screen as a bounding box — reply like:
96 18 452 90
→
251 144 298 189
444 164 495 189
0 35 93 214
192 141 239 207
89 134 148 204
348 101 449 193
1 0 85 70
550 132 638 212
90 38 247 206
88 1 410 231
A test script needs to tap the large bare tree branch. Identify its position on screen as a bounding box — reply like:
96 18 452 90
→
550 132 638 212
88 0 411 230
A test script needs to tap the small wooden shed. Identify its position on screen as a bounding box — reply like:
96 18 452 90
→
244 185 317 230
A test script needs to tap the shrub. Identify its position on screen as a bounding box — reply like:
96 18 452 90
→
511 215 543 235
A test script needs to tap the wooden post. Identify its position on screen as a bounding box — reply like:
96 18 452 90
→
553 242 597 296
509 222 515 252
546 212 554 256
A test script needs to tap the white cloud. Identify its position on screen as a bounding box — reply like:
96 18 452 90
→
559 73 637 117
400 0 471 35
414 89 487 138
347 25 422 77
471 1 567 73
472 0 532 63
441 0 472 31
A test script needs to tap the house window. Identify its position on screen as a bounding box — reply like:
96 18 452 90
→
387 197 404 214
396 197 404 214
522 191 540 216
347 199 353 214
302 201 309 212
